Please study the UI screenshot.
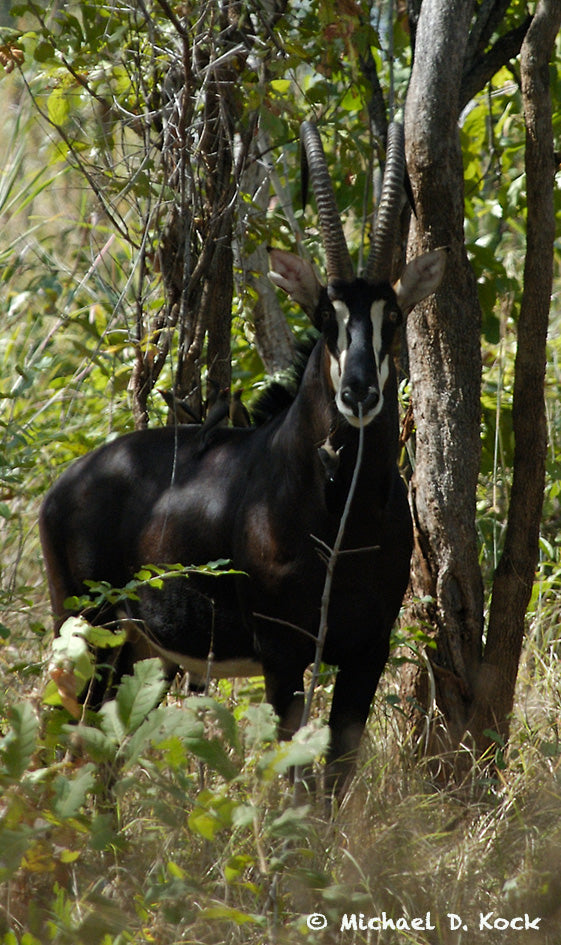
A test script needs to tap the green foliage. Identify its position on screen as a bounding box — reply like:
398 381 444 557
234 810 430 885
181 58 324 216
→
0 655 333 942
59 561 245 623
1 651 561 943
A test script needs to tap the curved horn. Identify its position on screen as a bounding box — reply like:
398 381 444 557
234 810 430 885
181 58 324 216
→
365 122 405 283
300 121 355 284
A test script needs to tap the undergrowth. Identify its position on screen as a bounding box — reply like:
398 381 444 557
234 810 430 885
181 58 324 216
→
1 603 560 945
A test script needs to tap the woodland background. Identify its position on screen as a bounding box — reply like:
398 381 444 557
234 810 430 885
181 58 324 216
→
0 1 560 943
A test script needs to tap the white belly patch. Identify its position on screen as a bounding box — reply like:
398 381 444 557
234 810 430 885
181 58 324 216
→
117 612 263 680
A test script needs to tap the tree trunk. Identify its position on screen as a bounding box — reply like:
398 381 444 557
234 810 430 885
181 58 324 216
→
403 0 560 764
404 0 484 752
468 0 561 751
235 126 295 374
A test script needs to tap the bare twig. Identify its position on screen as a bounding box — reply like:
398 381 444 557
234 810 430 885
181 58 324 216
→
299 407 365 735
252 613 319 646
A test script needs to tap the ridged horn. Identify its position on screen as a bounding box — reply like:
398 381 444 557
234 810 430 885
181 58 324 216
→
300 121 355 284
365 122 405 283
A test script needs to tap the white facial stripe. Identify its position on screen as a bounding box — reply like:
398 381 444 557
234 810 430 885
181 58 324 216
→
328 299 350 394
371 300 390 397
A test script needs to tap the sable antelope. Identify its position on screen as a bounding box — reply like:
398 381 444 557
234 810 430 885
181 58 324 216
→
40 121 447 796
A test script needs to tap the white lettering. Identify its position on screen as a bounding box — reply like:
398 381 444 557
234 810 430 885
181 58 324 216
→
339 910 542 935
479 913 541 931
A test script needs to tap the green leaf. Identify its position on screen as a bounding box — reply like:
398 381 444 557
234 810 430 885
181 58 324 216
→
267 804 311 838
47 86 70 126
99 700 127 743
0 703 38 779
194 696 241 750
483 728 506 748
122 703 191 767
224 853 255 882
243 703 278 749
270 78 291 95
200 904 266 926
52 764 97 818
33 40 55 63
85 624 128 649
66 723 117 763
231 803 258 830
258 721 329 777
51 616 95 692
116 658 167 730
185 736 239 781
188 808 222 840
89 812 116 852
0 826 35 882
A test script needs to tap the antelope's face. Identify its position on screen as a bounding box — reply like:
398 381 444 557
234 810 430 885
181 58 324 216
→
268 246 447 428
324 280 402 428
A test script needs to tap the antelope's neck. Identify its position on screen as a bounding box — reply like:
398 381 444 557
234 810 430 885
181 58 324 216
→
274 341 336 454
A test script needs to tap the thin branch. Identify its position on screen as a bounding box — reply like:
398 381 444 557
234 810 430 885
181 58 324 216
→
465 0 512 64
311 534 380 558
460 16 532 112
154 0 191 40
359 45 388 142
252 612 319 646
299 408 366 733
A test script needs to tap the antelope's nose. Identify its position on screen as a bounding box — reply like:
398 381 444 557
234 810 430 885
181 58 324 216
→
340 382 380 415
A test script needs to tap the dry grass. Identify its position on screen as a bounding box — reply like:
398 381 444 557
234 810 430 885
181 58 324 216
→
1 605 560 944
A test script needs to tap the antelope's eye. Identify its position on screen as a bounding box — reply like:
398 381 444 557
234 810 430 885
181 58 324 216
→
384 305 401 325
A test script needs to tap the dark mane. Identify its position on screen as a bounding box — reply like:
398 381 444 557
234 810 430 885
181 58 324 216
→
249 329 319 426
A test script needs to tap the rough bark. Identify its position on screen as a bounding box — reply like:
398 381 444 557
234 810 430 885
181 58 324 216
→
404 0 560 763
404 0 484 750
460 15 531 112
468 0 561 750
235 126 295 374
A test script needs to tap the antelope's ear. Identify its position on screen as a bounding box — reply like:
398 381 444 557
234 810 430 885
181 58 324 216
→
394 246 449 313
268 247 323 319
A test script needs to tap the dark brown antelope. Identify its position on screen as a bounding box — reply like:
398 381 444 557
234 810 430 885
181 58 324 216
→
40 121 447 796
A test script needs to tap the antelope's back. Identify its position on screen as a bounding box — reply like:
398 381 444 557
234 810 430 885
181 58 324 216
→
39 424 256 626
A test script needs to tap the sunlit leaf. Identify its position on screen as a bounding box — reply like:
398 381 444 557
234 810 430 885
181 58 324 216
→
47 86 70 126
